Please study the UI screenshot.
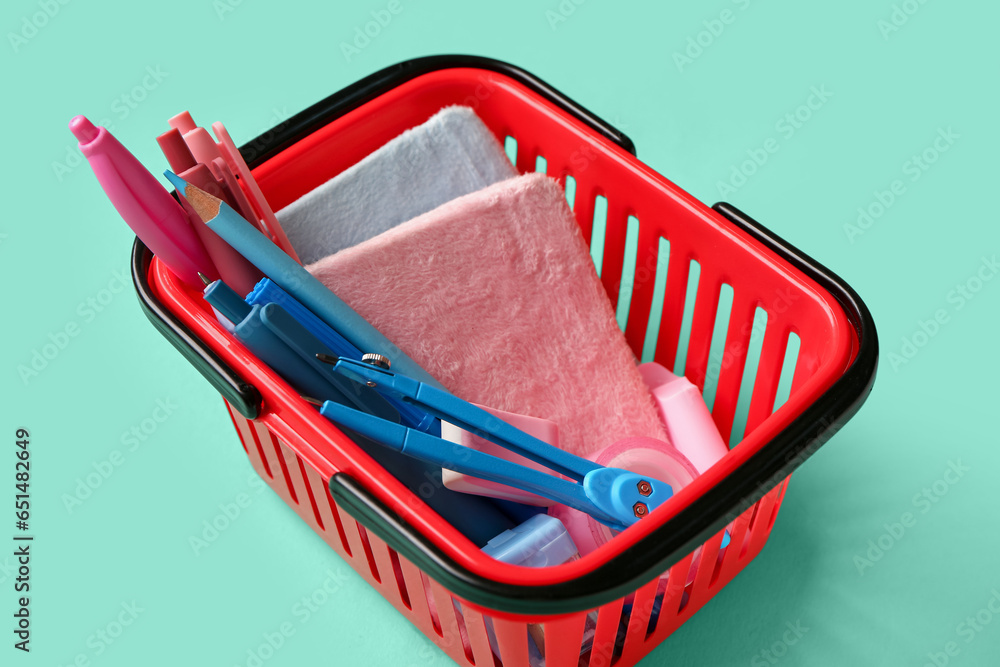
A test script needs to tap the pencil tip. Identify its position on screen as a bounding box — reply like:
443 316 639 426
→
300 396 324 406
315 353 339 365
163 170 192 197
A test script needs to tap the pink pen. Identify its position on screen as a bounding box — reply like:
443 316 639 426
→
70 115 216 288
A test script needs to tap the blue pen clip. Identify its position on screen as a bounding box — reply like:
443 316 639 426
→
313 356 674 532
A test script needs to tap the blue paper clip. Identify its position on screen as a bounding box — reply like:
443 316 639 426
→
312 355 675 532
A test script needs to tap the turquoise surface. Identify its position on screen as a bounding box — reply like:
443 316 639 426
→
3 1 997 665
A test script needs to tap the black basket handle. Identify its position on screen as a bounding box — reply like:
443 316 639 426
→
132 56 637 421
132 238 261 419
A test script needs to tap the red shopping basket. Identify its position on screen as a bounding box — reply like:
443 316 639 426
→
131 56 877 667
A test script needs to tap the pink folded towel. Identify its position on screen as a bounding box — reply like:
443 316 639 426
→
306 173 668 457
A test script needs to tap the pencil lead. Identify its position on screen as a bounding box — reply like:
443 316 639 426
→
316 353 340 365
300 396 324 406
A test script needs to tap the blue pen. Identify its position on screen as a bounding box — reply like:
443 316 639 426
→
200 275 398 422
248 278 435 433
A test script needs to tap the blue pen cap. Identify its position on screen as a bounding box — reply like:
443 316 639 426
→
482 514 579 568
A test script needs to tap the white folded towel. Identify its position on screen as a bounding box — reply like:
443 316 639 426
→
276 105 517 265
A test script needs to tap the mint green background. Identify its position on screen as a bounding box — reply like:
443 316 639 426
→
3 1 998 665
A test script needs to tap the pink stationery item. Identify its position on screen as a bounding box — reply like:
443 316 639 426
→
156 128 197 174
548 437 699 557
306 173 668 457
70 115 215 288
212 121 300 263
165 111 293 259
638 362 730 474
182 126 224 167
167 110 197 134
441 406 562 506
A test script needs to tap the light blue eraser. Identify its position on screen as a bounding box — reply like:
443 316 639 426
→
482 514 579 568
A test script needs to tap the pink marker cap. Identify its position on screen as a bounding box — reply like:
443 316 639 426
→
183 127 223 166
167 110 197 134
156 128 197 174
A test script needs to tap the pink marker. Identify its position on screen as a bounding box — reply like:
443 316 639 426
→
70 115 216 288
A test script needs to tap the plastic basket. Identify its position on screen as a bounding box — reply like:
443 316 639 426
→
130 56 877 667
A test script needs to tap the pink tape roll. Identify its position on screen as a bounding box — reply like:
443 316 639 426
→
548 437 698 557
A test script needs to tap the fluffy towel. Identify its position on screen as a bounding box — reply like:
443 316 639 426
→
276 106 517 265
306 174 668 457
